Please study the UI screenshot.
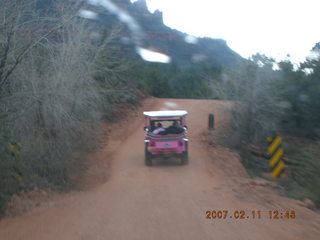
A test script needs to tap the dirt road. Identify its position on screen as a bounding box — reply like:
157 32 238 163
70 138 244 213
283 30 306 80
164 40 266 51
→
0 98 319 240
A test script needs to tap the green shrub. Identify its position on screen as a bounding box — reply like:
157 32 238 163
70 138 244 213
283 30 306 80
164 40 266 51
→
286 146 320 206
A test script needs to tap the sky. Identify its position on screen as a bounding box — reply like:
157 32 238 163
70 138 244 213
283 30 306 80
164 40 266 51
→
131 0 320 63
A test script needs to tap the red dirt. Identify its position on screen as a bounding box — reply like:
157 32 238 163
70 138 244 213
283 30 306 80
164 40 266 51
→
0 98 319 240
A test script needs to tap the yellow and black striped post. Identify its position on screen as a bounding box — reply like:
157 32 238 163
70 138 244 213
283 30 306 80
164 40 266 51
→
7 142 23 182
267 136 285 178
7 142 22 157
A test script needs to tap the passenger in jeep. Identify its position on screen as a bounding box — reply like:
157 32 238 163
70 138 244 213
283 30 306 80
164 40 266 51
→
150 121 156 132
166 121 184 134
152 123 166 134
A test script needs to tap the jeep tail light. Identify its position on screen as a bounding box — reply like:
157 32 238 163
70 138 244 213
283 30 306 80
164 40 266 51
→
150 141 155 147
178 141 184 147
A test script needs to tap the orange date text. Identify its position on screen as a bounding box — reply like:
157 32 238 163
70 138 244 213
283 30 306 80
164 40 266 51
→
205 210 296 220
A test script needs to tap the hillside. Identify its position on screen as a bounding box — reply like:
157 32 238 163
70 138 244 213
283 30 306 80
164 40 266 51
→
97 0 244 66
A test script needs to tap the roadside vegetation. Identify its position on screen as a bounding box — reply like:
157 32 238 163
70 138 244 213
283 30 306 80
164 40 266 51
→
128 61 220 99
209 49 320 207
0 0 139 215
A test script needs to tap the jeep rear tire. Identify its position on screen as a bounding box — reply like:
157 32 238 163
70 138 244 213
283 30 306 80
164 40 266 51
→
181 152 188 165
181 141 189 165
145 144 152 166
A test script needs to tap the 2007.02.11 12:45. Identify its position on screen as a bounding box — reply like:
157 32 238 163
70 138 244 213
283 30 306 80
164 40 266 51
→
205 210 296 219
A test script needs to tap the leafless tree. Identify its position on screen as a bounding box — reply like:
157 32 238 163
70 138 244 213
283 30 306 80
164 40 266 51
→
0 0 126 196
210 62 281 154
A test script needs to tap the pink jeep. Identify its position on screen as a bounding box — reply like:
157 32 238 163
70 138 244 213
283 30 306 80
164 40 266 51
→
143 110 188 166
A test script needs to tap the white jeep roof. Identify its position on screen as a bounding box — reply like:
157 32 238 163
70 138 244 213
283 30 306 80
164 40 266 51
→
143 110 188 118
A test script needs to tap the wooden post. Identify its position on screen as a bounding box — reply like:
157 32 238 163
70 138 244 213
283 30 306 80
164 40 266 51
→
208 114 214 130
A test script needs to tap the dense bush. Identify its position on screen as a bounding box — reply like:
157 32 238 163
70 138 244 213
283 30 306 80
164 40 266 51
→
209 51 320 206
277 59 320 137
286 145 320 206
128 61 219 99
210 59 281 151
0 0 134 215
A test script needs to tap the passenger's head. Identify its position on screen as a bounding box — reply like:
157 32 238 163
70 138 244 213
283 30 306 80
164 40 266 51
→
157 122 162 128
172 121 179 126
